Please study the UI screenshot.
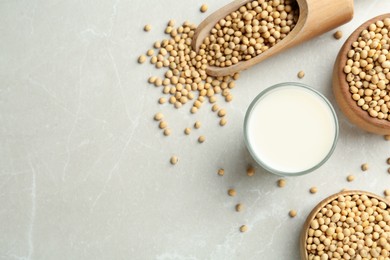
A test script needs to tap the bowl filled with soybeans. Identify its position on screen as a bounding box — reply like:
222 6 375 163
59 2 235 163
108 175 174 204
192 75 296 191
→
301 190 390 260
333 14 390 135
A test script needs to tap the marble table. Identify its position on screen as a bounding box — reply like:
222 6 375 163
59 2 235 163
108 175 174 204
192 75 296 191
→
1 0 390 259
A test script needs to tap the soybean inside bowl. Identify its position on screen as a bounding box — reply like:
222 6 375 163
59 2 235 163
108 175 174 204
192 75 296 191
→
243 82 339 177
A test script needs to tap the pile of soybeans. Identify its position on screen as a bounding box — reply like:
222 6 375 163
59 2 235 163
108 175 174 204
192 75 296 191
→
139 0 299 122
202 0 299 67
305 192 390 260
344 18 390 121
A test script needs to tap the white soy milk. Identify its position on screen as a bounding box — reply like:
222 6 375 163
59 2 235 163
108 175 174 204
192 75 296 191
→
245 85 337 175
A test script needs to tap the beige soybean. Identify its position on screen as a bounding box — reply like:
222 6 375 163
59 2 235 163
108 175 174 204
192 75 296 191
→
144 24 151 32
277 179 286 188
297 70 305 79
200 4 208 13
154 112 164 121
247 166 255 177
174 102 182 109
138 55 146 63
150 56 157 64
148 76 157 83
194 121 201 129
218 109 226 117
219 118 227 126
154 78 162 86
235 203 243 212
190 107 198 114
333 30 343 39
159 121 168 129
289 210 297 218
184 128 191 135
159 97 167 104
198 135 206 143
239 225 248 233
163 128 171 136
225 94 233 102
146 49 154 56
217 168 225 176
228 188 237 197
170 156 178 165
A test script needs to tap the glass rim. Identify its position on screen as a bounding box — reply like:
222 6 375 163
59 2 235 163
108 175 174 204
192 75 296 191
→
243 82 339 177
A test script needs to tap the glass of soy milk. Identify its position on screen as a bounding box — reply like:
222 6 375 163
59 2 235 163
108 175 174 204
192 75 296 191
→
244 82 339 176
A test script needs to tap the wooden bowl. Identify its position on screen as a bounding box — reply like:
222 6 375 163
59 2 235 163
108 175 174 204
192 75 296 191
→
300 190 390 260
333 14 390 135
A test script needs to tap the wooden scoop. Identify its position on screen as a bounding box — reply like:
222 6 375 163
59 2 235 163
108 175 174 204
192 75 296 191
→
192 0 354 76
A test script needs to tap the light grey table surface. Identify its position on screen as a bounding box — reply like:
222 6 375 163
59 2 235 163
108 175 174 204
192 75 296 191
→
1 0 390 259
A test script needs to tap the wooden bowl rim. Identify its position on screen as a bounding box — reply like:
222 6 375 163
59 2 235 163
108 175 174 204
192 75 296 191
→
300 190 390 260
334 13 390 130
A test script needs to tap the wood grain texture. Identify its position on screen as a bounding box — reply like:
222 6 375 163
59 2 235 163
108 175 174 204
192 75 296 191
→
192 0 354 76
300 190 390 260
333 14 390 135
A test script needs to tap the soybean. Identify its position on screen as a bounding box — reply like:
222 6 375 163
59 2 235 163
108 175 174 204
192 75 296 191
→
170 156 178 165
289 210 297 218
333 30 343 40
154 113 163 121
194 121 201 129
277 179 286 188
228 188 237 197
184 128 191 135
144 24 151 32
138 55 146 63
219 118 227 126
247 166 255 177
200 4 208 13
239 225 248 232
